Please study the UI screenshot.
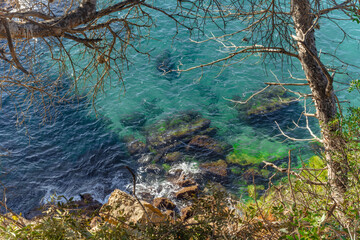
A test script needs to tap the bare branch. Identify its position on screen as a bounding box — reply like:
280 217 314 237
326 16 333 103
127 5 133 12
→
263 161 326 186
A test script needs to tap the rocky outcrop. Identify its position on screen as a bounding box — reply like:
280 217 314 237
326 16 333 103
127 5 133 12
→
164 152 182 163
175 175 197 188
187 135 227 158
124 135 147 155
120 112 146 128
146 112 211 149
153 197 176 211
199 159 228 180
232 86 298 117
100 189 165 225
181 206 194 221
175 185 199 200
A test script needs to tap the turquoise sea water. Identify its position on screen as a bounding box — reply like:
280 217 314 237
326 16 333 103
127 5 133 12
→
0 2 359 214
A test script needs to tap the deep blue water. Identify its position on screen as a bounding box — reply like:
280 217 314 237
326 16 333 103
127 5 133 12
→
0 2 360 214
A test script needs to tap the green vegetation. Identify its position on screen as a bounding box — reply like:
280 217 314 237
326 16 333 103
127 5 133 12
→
162 163 171 172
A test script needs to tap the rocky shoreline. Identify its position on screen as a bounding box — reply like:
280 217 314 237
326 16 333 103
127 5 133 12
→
20 86 300 226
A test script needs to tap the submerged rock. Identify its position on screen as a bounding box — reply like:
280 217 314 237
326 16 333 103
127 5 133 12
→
100 189 165 225
164 151 182 163
146 112 211 149
120 112 146 128
144 164 164 175
232 86 298 117
199 159 228 180
142 98 163 116
155 49 179 79
124 136 147 155
187 135 227 158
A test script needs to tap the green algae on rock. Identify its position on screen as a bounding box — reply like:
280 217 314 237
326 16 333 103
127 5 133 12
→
146 112 211 149
226 136 292 166
232 86 298 117
199 159 228 179
187 135 228 157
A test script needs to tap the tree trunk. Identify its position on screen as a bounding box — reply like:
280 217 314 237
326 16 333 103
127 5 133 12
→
291 0 348 207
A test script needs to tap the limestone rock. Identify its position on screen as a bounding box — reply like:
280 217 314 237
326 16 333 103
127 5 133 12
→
153 197 176 210
175 185 199 200
164 210 176 220
100 189 165 225
181 206 194 221
175 175 197 187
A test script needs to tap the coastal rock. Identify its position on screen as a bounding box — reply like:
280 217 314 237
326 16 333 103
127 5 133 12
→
164 210 176 220
175 185 199 200
138 153 154 164
181 206 194 221
100 189 165 225
71 193 102 214
199 159 228 179
26 193 101 220
164 151 182 163
153 197 176 210
144 164 164 175
155 49 179 79
127 140 147 156
175 175 197 188
187 135 226 157
146 112 211 149
232 86 298 117
120 112 146 128
198 127 217 137
90 216 102 230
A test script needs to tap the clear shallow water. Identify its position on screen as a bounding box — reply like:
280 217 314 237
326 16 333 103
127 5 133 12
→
0 3 360 214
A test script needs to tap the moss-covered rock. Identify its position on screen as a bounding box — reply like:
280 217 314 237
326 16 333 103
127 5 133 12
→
164 152 183 163
199 160 228 179
146 112 211 149
232 86 298 117
124 135 147 155
187 135 228 158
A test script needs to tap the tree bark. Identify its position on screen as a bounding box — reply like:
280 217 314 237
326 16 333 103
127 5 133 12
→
0 0 99 39
0 0 97 39
291 0 348 207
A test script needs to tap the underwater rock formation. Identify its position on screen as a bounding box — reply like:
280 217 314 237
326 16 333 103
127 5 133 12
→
155 50 180 79
232 86 298 118
199 159 228 180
